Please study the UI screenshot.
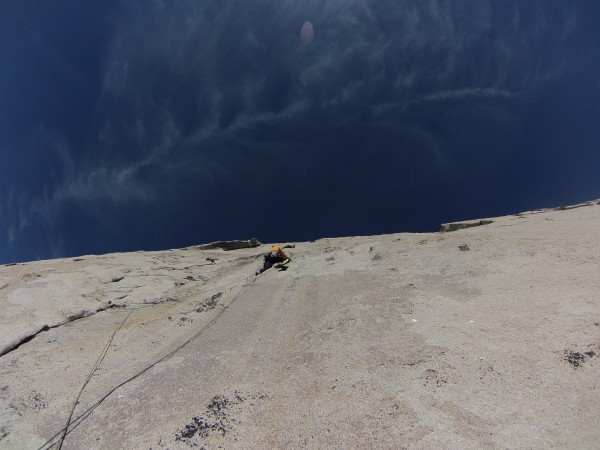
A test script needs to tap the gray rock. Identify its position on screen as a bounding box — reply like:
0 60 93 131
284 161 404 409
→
193 238 262 251
441 220 493 232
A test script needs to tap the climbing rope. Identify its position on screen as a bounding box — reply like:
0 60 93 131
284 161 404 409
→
39 273 258 450
56 309 134 450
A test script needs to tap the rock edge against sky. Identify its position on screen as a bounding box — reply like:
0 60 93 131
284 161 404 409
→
1 200 599 448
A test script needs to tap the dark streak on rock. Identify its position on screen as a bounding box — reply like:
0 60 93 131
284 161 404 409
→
441 220 493 232
0 325 50 357
564 349 597 368
192 238 262 251
1 306 119 358
175 391 268 446
175 395 233 444
197 292 223 313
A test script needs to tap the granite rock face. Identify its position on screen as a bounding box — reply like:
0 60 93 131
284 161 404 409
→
440 219 493 232
1 202 600 449
192 238 262 251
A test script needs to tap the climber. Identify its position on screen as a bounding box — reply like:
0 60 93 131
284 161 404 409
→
256 244 292 275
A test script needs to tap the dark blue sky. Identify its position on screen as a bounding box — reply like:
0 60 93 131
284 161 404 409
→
1 0 599 264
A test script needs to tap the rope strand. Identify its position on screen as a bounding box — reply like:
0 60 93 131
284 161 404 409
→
39 273 258 450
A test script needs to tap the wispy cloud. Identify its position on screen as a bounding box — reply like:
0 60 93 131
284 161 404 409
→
414 87 519 104
2 0 592 263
